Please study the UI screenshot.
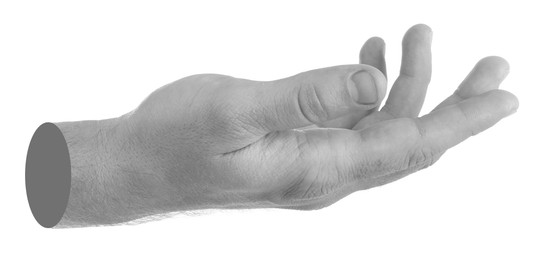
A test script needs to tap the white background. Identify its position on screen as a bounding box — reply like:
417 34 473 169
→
1 1 540 259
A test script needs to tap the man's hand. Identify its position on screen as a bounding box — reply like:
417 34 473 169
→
28 24 518 227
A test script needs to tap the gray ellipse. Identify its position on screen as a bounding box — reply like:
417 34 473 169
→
26 122 71 228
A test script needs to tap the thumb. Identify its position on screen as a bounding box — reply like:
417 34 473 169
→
247 64 387 132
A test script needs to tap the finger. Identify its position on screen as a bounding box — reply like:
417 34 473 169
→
360 37 387 78
271 90 516 203
243 64 387 133
432 56 510 111
316 38 388 129
382 24 433 117
356 89 518 179
352 25 432 130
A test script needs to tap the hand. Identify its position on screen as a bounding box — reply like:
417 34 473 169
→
118 24 517 212
35 24 517 227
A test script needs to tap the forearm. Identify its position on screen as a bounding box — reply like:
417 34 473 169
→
27 116 180 228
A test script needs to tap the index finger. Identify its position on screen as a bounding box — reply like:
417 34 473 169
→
354 89 518 179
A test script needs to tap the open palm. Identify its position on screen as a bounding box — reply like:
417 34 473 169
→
218 24 517 210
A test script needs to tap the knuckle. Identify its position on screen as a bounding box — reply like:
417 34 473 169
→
274 152 342 204
279 170 336 202
398 118 441 172
405 146 438 170
399 70 432 86
297 81 329 124
456 103 478 136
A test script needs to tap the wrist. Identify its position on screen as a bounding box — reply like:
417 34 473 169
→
57 117 132 227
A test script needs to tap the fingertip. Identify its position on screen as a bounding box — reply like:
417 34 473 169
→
360 37 386 60
410 24 433 34
360 37 387 78
337 65 387 111
493 89 519 113
404 24 433 43
363 36 386 50
470 89 519 119
397 23 433 83
361 65 388 104
477 56 510 77
347 65 387 107
455 56 511 99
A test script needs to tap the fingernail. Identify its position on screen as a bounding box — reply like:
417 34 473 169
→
348 70 377 105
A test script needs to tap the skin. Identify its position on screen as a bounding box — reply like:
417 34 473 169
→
53 24 518 227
